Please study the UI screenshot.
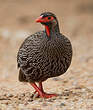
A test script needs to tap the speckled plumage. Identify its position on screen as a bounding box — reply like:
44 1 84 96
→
17 12 72 83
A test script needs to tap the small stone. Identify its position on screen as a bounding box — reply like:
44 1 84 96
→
63 80 68 83
65 97 69 100
24 102 28 105
18 97 21 100
47 99 54 102
3 94 7 96
5 102 9 105
42 102 48 106
75 87 82 89
7 94 13 98
28 99 33 102
14 95 18 98
32 108 41 110
20 93 25 97
60 103 66 106
53 77 61 81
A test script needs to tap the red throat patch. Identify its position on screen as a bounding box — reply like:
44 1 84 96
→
45 25 50 37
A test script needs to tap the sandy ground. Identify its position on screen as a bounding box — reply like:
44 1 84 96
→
0 0 93 109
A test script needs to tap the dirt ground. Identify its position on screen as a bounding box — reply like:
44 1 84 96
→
0 0 93 110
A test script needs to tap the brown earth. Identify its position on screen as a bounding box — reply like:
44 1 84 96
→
0 0 93 109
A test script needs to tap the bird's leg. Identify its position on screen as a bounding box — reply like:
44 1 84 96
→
30 83 44 98
38 82 57 98
30 82 57 98
33 82 44 97
33 82 44 98
38 82 44 92
34 82 44 97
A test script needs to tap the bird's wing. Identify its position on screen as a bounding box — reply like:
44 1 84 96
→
17 31 44 69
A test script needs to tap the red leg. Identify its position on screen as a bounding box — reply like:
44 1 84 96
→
39 82 44 92
30 83 44 98
33 82 44 97
39 82 57 98
30 82 57 98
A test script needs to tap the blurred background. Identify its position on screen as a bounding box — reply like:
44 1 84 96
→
0 0 93 109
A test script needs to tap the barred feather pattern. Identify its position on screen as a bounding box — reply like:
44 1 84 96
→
17 31 72 82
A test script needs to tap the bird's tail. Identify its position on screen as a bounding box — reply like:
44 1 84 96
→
19 69 28 82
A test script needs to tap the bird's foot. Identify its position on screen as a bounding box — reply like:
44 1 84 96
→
41 92 57 98
33 91 57 98
30 83 57 98
34 91 57 98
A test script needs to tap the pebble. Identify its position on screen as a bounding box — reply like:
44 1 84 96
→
7 94 13 98
42 102 48 106
60 103 66 107
53 77 62 81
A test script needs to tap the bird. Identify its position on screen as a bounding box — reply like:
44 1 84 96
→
17 12 73 98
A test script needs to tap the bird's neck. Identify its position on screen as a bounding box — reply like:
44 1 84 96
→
45 23 60 37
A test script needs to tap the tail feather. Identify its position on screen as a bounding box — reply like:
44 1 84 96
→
19 69 28 82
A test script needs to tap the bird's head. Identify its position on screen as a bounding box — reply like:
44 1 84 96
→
36 12 59 37
36 12 57 26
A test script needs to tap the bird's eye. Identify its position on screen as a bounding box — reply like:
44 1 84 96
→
48 17 51 20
